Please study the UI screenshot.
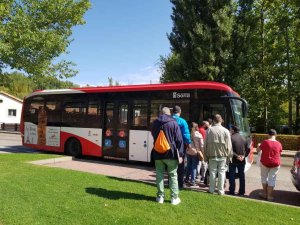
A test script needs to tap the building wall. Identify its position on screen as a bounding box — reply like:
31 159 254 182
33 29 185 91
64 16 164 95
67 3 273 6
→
0 93 23 124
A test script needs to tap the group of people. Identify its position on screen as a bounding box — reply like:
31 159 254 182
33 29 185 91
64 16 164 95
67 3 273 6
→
151 105 282 205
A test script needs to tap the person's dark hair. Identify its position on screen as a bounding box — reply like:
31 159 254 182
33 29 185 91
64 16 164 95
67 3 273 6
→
213 114 223 123
268 129 277 136
200 121 209 128
207 118 213 125
231 125 240 133
173 105 181 114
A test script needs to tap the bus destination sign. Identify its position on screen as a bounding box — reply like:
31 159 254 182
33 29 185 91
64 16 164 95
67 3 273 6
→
172 92 191 99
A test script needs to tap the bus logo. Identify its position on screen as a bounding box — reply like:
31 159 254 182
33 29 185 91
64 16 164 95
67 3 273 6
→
173 92 190 99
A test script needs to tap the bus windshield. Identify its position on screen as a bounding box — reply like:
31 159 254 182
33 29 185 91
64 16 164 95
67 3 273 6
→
231 99 250 134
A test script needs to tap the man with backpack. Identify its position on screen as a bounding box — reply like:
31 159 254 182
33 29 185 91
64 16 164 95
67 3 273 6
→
151 107 184 205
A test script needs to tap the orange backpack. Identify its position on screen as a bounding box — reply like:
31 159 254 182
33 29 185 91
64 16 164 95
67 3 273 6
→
154 126 171 153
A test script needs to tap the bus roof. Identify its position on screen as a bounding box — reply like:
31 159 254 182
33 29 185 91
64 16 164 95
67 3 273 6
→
26 81 239 98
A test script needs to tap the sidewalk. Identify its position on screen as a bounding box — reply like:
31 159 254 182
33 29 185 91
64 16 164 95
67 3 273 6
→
28 155 300 208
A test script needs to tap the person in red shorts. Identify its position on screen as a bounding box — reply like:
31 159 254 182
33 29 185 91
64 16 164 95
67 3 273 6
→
257 129 282 201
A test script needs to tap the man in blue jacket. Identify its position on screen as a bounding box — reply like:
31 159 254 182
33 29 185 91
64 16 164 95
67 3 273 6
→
151 107 184 205
172 105 192 189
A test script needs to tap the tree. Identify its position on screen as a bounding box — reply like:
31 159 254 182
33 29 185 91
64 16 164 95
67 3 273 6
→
0 71 79 99
108 77 120 86
0 0 90 79
160 0 234 82
160 0 300 133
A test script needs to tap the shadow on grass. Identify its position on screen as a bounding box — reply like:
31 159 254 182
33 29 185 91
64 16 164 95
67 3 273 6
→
249 189 300 207
106 176 156 187
85 187 154 201
0 145 38 154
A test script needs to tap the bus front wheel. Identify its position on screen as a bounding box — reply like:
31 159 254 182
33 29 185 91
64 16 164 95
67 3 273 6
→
65 138 82 157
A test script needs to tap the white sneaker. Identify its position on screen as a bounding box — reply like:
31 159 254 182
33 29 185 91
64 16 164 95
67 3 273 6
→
171 197 181 205
156 196 164 204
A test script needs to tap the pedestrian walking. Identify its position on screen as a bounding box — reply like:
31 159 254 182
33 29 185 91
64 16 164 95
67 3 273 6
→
257 129 282 201
204 114 232 195
151 107 184 205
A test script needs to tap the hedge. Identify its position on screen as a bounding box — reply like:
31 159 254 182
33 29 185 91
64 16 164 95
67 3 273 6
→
252 134 300 151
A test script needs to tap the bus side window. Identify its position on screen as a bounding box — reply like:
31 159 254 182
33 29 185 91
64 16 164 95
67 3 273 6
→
46 101 61 125
62 102 87 127
87 100 101 128
132 100 148 127
26 100 44 124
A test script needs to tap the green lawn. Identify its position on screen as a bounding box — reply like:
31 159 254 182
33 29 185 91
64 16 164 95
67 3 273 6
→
0 153 299 225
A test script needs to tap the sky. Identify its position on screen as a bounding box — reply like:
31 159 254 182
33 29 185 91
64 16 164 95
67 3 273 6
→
61 0 173 87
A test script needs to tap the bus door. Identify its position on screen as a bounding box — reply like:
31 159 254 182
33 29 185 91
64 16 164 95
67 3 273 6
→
102 101 129 160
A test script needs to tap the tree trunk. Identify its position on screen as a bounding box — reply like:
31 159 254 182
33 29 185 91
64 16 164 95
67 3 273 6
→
285 26 293 134
260 1 267 132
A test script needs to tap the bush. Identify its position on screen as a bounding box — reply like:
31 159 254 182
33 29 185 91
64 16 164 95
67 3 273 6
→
252 134 300 151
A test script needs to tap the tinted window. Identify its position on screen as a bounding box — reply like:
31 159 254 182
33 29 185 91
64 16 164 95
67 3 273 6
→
132 100 148 127
119 103 128 128
150 99 190 124
46 101 61 125
24 97 45 124
62 102 87 127
86 99 101 128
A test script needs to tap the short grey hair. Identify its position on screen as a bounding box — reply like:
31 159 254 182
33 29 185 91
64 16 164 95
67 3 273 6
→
161 107 171 115
213 114 223 123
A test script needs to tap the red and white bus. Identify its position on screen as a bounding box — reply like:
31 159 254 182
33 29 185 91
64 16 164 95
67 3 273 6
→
20 81 253 163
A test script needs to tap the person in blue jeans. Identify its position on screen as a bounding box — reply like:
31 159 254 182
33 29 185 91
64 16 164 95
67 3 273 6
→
151 107 184 205
185 122 203 186
228 125 249 196
172 105 192 189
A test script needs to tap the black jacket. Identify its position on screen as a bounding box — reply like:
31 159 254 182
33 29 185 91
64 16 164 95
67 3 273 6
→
151 114 184 160
231 132 250 164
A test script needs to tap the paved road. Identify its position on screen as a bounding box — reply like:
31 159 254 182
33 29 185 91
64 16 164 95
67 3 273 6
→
1 132 300 207
0 132 36 153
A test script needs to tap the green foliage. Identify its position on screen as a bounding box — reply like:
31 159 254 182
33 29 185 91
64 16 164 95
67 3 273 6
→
0 71 79 99
0 0 90 79
253 133 300 150
0 153 299 225
160 0 234 82
108 77 120 86
161 0 300 134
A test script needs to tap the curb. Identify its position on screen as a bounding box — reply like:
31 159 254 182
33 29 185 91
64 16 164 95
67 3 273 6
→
0 130 20 134
29 156 73 165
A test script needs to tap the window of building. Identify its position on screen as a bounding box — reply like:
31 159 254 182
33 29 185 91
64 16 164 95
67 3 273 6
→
8 109 17 117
